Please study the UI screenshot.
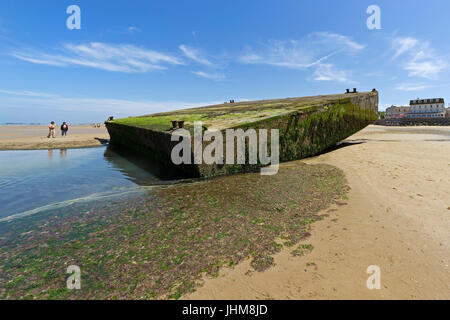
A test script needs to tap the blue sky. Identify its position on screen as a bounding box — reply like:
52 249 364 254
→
0 0 449 123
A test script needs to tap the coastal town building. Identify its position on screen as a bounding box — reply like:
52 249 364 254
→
386 98 447 119
385 105 411 119
408 98 446 118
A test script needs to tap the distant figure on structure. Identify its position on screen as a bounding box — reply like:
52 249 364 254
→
47 121 56 138
61 122 69 137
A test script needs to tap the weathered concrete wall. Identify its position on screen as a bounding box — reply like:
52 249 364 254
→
105 122 201 176
106 91 378 177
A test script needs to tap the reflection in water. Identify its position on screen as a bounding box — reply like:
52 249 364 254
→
0 146 186 221
48 149 67 161
103 147 190 185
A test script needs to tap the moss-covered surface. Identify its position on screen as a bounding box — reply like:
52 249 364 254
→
113 92 377 132
0 162 348 300
115 114 207 132
234 98 378 162
107 92 378 177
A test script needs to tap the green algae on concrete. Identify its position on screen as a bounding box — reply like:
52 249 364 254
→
106 91 378 177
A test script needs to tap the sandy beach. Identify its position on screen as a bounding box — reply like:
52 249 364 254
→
1 124 448 299
185 125 450 299
0 125 109 150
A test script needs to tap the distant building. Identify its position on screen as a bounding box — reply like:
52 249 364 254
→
408 98 445 118
385 105 411 119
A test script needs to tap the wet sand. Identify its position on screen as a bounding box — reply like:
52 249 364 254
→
0 125 109 150
185 125 450 299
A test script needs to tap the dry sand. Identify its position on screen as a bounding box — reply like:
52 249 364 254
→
185 125 450 300
0 125 109 150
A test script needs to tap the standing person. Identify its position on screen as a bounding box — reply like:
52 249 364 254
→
47 121 56 138
61 122 69 137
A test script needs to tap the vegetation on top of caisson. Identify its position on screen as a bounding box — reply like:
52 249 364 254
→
106 91 379 177
111 92 378 132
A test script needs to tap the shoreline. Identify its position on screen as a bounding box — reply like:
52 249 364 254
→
0 125 448 299
0 125 110 150
1 124 448 151
0 143 109 151
184 125 450 299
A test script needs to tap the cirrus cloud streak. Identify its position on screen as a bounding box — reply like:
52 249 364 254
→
11 42 184 73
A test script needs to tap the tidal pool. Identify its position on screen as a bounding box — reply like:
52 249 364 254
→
0 146 180 222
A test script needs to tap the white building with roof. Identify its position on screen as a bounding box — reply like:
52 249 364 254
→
408 98 445 118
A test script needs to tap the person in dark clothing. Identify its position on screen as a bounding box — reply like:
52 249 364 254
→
61 122 69 136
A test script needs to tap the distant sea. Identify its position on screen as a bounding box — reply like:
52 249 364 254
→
1 123 44 125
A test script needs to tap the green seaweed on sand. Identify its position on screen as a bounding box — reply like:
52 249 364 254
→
0 162 349 300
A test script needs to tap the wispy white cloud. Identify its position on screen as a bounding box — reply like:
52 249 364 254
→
11 53 67 67
0 89 58 98
0 88 221 117
391 37 447 79
126 26 141 34
179 44 213 66
394 82 435 91
239 32 363 83
308 32 365 51
365 71 385 77
391 37 418 60
240 41 333 69
11 42 184 73
192 71 225 80
405 51 447 79
311 63 352 83
240 32 364 70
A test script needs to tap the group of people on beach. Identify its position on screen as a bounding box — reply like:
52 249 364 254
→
47 121 69 138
